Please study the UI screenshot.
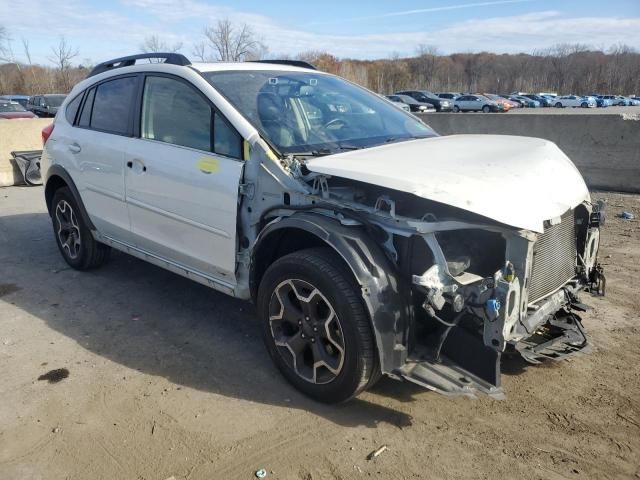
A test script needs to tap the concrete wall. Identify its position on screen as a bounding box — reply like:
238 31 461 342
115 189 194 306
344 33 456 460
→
0 118 51 187
418 112 640 193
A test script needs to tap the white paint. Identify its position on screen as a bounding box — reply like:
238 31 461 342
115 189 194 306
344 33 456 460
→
306 134 590 232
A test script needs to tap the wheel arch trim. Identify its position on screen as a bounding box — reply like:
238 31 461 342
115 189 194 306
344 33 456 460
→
44 164 96 231
251 213 410 375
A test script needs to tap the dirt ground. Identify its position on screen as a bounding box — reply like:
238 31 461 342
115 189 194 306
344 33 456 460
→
1 186 638 480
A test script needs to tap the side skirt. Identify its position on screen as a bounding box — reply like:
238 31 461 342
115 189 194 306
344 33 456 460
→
94 232 238 298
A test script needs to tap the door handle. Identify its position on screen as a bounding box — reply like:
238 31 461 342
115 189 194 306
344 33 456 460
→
68 142 81 154
127 159 147 173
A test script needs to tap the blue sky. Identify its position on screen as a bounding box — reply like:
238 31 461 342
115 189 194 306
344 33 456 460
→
1 0 639 66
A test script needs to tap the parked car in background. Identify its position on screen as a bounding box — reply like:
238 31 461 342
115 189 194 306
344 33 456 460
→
0 99 38 119
483 94 515 110
598 95 626 106
383 95 411 112
0 95 30 108
453 94 504 113
553 95 596 108
586 95 610 108
395 90 453 112
624 96 640 106
27 94 67 117
508 95 539 108
523 94 552 107
387 94 435 113
436 92 463 100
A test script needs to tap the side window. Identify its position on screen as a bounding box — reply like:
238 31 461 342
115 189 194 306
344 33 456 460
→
214 113 242 159
91 76 137 135
65 93 83 125
142 76 211 151
78 88 95 128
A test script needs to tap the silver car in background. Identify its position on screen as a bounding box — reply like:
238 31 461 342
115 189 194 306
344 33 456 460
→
453 94 505 113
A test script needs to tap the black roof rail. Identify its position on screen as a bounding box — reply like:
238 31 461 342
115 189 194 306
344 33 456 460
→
250 60 317 71
88 53 191 78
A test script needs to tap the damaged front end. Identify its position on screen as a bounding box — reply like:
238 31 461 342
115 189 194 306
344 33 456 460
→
388 197 606 398
276 167 606 399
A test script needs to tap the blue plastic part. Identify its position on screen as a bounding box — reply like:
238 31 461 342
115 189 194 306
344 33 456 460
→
486 299 501 319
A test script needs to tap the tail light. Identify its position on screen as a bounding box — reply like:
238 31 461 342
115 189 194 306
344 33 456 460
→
42 123 55 145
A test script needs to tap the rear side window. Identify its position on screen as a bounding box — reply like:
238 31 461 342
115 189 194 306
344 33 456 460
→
65 94 83 125
91 76 137 135
78 88 95 128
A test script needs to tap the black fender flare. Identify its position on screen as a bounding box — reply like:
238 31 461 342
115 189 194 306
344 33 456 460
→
251 212 410 375
44 164 96 231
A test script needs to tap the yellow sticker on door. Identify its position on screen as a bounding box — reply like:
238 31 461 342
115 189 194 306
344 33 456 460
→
197 157 219 174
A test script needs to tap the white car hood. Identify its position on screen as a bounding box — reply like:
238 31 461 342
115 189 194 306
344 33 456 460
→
305 135 589 233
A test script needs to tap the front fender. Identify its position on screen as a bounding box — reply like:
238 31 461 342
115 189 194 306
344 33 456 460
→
252 212 410 375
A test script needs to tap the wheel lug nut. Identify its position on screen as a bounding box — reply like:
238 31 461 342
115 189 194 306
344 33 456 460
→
313 327 318 332
305 316 310 321
311 338 315 343
301 333 306 339
298 320 302 325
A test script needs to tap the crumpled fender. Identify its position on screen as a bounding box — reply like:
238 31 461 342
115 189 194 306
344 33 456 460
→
251 212 410 375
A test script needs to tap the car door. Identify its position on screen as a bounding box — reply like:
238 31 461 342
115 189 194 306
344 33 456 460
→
458 95 472 111
124 73 245 284
70 75 139 244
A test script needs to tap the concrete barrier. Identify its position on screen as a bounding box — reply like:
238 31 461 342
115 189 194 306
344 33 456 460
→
418 112 640 193
0 118 51 187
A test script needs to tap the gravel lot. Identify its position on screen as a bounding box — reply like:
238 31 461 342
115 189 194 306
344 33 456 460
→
1 186 639 480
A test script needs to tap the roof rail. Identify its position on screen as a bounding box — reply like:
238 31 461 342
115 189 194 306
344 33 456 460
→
250 60 317 71
88 53 191 78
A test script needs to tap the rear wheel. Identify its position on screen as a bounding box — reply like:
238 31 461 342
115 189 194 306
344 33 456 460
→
257 248 379 403
581 102 588 108
482 105 491 113
51 187 110 270
555 102 563 108
453 105 460 113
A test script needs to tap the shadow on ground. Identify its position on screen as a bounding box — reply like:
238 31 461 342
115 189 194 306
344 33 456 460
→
0 212 439 429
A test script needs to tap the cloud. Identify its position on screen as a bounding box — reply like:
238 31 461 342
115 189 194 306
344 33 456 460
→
306 0 534 25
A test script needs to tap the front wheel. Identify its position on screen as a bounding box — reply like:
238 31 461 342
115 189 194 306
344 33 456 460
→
581 102 588 108
453 105 460 112
555 102 563 108
257 248 379 403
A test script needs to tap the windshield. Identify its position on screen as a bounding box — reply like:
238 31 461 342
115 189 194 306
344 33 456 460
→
203 70 436 155
0 102 26 112
46 95 66 107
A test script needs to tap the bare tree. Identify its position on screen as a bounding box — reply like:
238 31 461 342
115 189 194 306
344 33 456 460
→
202 19 265 62
191 41 208 62
48 36 79 91
140 34 183 54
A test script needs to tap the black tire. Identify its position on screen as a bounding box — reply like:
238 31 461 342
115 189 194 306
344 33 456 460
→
453 105 460 113
555 102 563 108
581 102 588 108
257 248 379 403
51 187 110 270
482 105 491 113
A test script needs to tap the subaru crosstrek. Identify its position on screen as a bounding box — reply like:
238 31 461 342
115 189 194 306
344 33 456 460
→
41 53 605 403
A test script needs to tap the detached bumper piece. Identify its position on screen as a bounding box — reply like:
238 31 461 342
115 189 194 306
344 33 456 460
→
516 311 589 364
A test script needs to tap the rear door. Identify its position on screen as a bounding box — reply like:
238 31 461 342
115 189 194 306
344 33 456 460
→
70 75 139 244
124 73 245 283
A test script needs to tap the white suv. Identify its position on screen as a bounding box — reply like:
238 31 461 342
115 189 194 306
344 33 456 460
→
41 53 605 403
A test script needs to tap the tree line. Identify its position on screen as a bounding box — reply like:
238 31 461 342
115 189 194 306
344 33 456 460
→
2 21 639 96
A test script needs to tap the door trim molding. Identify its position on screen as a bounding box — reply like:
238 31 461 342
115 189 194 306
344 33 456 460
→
126 196 230 238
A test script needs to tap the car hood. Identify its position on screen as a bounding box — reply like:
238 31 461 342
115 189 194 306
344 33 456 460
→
305 135 589 233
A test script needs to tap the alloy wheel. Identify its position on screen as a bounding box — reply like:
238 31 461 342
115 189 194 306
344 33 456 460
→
268 279 345 384
55 200 81 260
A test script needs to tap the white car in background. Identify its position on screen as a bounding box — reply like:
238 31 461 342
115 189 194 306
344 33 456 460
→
553 95 596 108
